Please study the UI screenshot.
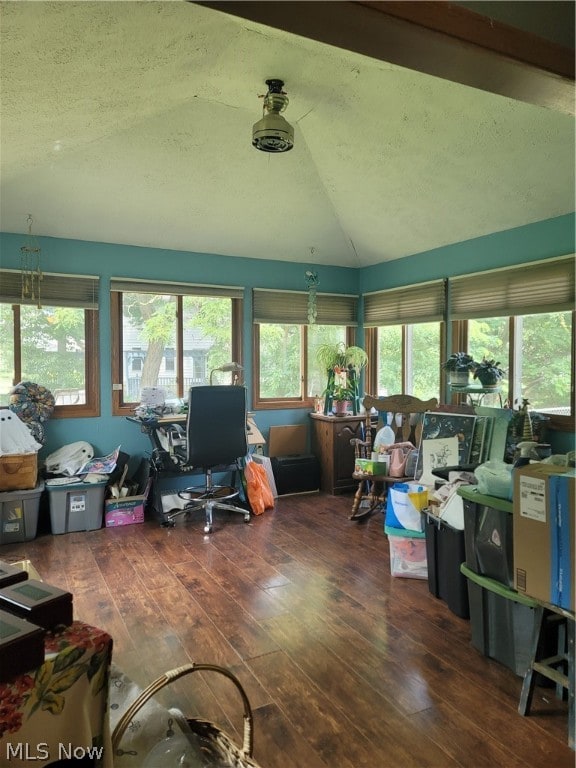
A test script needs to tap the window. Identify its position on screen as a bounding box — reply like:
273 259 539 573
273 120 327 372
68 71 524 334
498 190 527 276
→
364 280 445 400
364 260 575 430
452 256 575 430
0 270 100 417
467 311 573 422
253 289 358 408
110 279 242 415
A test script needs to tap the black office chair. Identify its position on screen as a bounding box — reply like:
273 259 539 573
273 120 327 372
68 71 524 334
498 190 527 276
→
163 385 251 533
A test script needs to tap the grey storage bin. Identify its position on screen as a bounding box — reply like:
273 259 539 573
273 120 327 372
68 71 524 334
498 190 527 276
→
459 487 514 587
0 482 44 544
461 563 543 676
47 481 106 534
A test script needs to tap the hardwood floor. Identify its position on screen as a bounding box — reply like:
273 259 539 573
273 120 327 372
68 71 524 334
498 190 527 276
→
2 492 573 767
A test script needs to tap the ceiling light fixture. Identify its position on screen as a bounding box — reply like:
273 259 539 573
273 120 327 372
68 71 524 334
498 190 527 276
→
252 79 294 153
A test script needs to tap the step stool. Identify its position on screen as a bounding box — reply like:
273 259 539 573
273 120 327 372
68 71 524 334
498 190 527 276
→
518 605 575 750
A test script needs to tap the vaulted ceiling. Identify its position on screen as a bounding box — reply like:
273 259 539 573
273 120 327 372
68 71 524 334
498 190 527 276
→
0 1 574 268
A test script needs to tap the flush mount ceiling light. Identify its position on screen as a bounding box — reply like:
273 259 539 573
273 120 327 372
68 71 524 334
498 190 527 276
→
252 79 294 153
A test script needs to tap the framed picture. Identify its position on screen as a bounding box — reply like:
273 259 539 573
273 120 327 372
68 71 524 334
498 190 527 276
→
416 412 477 478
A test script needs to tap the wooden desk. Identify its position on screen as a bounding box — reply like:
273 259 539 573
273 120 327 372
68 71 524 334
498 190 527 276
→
0 621 113 766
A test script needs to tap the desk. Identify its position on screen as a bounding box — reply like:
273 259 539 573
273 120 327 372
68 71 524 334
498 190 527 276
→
0 621 113 767
127 413 265 519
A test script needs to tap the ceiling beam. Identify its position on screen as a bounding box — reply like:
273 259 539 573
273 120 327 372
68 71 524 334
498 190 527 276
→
196 1 575 115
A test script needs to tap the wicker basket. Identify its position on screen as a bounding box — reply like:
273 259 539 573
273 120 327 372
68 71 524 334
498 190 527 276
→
0 453 38 491
111 663 262 767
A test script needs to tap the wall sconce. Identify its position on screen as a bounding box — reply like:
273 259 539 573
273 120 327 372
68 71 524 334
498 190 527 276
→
305 269 319 324
209 362 244 386
20 214 43 308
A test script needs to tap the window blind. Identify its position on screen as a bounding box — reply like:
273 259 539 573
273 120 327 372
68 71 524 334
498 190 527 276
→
253 289 358 326
0 269 99 309
363 280 446 326
110 277 243 299
450 255 575 319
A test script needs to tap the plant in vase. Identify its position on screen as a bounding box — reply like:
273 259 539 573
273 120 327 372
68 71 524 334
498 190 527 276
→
473 358 505 388
441 352 477 386
316 342 368 415
330 382 356 416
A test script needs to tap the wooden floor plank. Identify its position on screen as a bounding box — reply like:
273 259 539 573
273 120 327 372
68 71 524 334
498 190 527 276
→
1 490 572 766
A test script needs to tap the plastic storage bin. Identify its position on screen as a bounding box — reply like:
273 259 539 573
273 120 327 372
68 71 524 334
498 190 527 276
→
461 563 543 676
385 524 427 579
47 481 106 534
0 482 44 544
425 513 469 619
458 486 514 587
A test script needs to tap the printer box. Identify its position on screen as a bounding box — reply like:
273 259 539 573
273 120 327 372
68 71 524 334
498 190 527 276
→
513 464 575 611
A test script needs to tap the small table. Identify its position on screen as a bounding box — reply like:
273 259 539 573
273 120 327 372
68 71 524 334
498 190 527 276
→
450 383 503 407
0 621 114 766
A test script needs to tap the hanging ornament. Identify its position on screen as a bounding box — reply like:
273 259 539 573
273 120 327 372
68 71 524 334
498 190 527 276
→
305 265 319 325
20 214 43 308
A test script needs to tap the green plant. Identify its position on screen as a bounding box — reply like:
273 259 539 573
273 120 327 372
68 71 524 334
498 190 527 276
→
330 382 356 402
441 352 476 372
473 357 505 386
316 342 368 373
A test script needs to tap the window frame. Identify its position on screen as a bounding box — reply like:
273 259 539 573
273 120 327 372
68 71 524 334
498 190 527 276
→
1 301 100 419
111 288 243 417
252 324 356 410
451 313 575 433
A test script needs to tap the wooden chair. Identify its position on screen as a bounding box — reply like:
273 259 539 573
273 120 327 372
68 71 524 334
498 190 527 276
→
349 393 438 520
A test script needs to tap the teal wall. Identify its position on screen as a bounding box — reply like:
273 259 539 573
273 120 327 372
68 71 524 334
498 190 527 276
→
1 211 574 465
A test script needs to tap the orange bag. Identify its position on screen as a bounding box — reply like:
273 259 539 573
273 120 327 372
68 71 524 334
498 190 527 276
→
244 460 274 515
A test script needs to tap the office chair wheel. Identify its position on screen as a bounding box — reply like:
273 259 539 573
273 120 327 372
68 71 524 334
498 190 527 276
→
244 513 250 522
203 523 213 534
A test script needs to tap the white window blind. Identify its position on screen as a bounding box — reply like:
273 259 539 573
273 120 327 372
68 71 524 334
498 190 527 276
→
253 289 358 326
110 277 243 299
364 280 446 326
450 255 575 319
0 269 99 309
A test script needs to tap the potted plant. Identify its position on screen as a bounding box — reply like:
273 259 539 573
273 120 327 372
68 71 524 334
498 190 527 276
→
316 342 368 415
315 342 368 374
473 358 505 388
330 381 356 415
441 352 477 386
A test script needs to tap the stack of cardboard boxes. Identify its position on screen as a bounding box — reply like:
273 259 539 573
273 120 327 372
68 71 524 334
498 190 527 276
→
513 464 575 613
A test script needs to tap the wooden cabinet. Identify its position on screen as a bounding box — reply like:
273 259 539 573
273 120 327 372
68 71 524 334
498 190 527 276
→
310 413 366 494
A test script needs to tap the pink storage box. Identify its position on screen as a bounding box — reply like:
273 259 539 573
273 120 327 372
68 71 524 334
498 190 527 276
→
105 482 150 528
385 525 427 579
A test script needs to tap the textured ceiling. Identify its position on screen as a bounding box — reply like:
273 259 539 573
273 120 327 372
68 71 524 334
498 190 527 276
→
0 1 574 268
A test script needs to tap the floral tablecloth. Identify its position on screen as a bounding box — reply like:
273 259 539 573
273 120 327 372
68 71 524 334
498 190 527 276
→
0 621 113 767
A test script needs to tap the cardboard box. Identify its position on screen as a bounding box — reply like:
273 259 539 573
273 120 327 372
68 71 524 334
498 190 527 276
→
354 458 388 476
513 464 575 611
105 481 151 527
268 425 307 457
